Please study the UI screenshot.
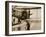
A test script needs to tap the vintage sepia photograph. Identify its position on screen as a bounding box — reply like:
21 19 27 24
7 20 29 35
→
5 1 45 36
12 6 41 31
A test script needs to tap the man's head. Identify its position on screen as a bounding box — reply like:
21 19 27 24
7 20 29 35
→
21 10 27 20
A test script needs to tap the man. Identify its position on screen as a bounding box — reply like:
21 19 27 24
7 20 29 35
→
20 10 30 30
